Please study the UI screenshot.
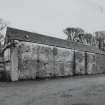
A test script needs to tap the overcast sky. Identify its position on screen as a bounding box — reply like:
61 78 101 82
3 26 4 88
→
0 0 105 39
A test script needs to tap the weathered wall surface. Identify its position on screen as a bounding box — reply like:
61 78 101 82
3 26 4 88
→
75 51 85 75
17 42 38 80
54 47 73 76
96 54 105 74
3 41 105 81
36 45 54 78
16 41 74 79
4 48 11 79
86 52 97 74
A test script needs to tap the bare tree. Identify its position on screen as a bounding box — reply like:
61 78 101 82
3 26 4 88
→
95 31 105 50
0 18 8 45
83 33 93 45
63 27 85 42
91 35 97 47
63 27 96 46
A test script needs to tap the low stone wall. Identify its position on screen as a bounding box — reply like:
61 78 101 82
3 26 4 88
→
3 41 105 81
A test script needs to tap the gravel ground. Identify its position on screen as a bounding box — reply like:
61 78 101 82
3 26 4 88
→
0 75 105 105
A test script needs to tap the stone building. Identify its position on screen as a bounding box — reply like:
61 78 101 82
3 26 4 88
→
1 27 105 81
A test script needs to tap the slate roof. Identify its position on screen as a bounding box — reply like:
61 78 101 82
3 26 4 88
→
5 27 105 55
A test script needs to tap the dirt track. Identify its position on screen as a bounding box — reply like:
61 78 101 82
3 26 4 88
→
0 75 105 105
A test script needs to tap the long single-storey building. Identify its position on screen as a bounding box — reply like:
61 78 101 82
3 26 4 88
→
2 27 105 81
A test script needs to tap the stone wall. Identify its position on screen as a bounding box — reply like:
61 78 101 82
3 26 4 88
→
96 54 105 74
17 42 74 80
4 48 11 80
54 47 73 77
75 51 85 75
17 42 38 80
86 52 97 74
3 41 105 81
